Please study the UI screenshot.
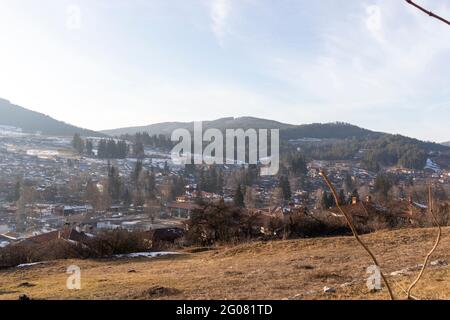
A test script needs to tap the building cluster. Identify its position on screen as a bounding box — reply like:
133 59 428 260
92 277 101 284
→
1 133 449 249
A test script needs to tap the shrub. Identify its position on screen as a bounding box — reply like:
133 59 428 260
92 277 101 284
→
0 230 152 268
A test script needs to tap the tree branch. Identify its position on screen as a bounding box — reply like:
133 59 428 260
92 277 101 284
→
319 170 395 300
405 0 450 26
406 184 442 300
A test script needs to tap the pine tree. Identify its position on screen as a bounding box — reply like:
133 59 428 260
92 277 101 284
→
287 152 307 176
117 140 128 158
195 189 205 205
198 169 206 192
163 161 170 174
134 141 145 158
321 191 335 209
170 176 185 201
97 139 107 158
338 189 346 205
72 133 85 154
144 170 156 200
107 140 117 158
108 165 122 202
13 179 21 202
344 173 354 193
122 187 132 206
85 139 94 156
234 185 245 208
244 186 255 208
279 176 292 200
216 169 224 195
132 161 143 185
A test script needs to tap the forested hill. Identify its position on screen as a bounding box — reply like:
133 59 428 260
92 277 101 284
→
280 122 382 140
105 117 446 154
108 117 449 171
293 133 449 170
0 98 104 137
102 117 295 136
103 118 374 139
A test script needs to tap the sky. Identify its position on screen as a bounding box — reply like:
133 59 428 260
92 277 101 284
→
0 0 449 142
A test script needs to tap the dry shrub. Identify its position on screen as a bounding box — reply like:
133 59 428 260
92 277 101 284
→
0 244 32 268
186 202 250 245
85 230 152 257
0 230 153 268
308 270 345 281
267 212 351 240
137 286 182 299
32 240 91 261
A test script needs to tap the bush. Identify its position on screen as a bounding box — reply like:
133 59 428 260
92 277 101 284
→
0 230 152 268
187 202 249 245
84 230 151 257
269 212 352 239
0 244 32 268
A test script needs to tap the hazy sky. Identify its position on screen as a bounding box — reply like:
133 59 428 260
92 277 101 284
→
0 0 449 142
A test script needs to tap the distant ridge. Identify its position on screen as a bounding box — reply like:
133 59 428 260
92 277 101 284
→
102 117 386 140
442 141 450 147
102 117 295 136
0 98 104 137
102 117 448 156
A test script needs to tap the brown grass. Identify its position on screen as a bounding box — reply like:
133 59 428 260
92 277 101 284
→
0 227 449 300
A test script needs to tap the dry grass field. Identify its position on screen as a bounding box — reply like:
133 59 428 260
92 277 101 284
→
0 227 449 300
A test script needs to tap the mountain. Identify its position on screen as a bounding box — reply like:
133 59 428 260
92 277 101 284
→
0 98 104 137
102 117 295 136
442 141 450 147
103 117 449 170
102 117 380 140
102 117 425 144
103 117 447 149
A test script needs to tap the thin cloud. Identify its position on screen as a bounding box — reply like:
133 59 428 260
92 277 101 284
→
210 0 231 45
365 5 384 43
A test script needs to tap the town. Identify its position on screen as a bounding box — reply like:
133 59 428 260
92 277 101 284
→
1 127 449 258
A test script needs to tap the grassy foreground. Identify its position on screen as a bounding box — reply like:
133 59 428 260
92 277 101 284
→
0 227 449 300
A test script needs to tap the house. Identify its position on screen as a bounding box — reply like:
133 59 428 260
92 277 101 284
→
96 221 121 230
145 227 185 246
166 202 200 218
176 196 188 203
328 196 388 225
53 205 93 216
19 227 90 246
109 205 124 213
390 197 428 224
0 231 22 242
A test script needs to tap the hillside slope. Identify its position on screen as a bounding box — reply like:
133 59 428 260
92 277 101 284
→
0 98 104 137
1 227 448 300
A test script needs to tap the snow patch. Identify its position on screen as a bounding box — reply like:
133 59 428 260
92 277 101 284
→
0 125 26 137
16 262 46 268
114 251 180 259
0 241 10 248
424 158 440 172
